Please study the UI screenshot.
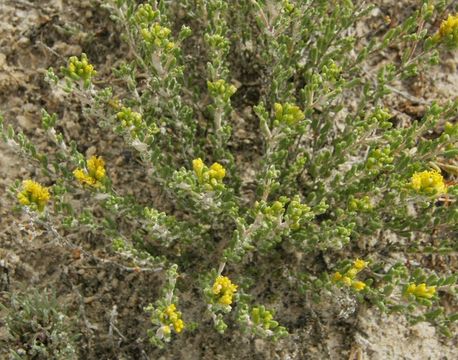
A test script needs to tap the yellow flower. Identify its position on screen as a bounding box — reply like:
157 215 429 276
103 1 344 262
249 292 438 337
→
73 168 97 186
17 180 51 212
346 268 359 278
141 23 172 48
332 272 343 282
406 283 436 299
165 304 176 316
193 158 204 177
117 107 142 128
162 325 171 336
161 304 185 334
212 275 238 306
74 155 106 187
192 158 226 189
351 280 366 291
87 156 106 180
342 276 352 287
209 162 226 181
67 53 96 81
439 14 458 38
219 294 232 306
411 170 446 195
166 42 175 51
333 259 368 290
173 318 185 333
274 102 305 126
353 259 368 270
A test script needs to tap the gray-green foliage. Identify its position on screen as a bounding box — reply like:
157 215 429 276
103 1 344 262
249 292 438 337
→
1 0 457 348
1 290 78 359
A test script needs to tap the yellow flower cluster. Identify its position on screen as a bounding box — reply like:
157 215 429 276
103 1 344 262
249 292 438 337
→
406 283 436 299
141 23 175 51
411 170 447 195
332 258 368 292
73 155 106 187
116 107 143 128
438 13 458 48
134 3 159 27
17 180 51 212
207 79 237 102
273 102 305 126
192 158 226 189
160 304 185 334
66 53 97 82
353 258 368 270
212 276 238 306
348 195 372 212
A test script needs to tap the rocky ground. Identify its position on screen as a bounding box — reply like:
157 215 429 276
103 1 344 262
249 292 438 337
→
0 0 457 359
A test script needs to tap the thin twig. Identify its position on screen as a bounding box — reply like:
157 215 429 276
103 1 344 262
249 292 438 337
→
108 305 127 343
385 85 428 105
26 209 163 274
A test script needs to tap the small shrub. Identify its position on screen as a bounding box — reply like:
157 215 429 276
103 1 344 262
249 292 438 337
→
0 290 78 359
1 0 457 350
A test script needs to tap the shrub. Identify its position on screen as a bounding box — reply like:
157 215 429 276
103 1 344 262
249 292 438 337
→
0 290 78 359
1 0 457 350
